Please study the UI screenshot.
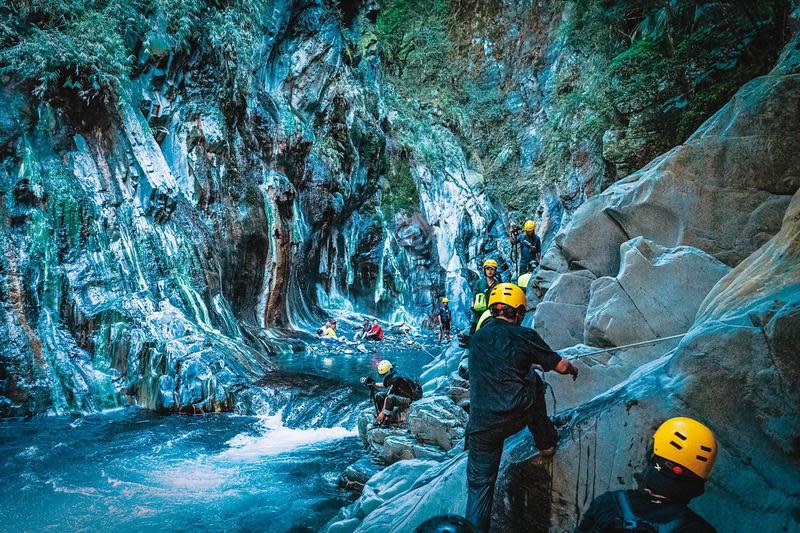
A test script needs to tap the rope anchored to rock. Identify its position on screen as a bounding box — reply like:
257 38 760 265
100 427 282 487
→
566 332 688 361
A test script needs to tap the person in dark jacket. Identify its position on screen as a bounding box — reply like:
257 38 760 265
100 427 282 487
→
575 417 718 533
516 219 541 274
465 282 579 532
361 359 421 426
436 297 453 344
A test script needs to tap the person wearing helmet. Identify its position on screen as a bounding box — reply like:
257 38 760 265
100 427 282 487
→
361 359 422 426
511 219 541 276
415 514 478 533
436 297 453 344
469 259 503 334
575 417 718 532
465 282 579 533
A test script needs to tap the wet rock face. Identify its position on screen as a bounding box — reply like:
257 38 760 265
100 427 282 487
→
0 1 402 415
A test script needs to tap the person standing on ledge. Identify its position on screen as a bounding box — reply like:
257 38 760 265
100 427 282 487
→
511 219 541 277
465 282 579 533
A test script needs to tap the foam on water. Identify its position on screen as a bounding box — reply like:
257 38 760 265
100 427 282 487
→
218 412 357 460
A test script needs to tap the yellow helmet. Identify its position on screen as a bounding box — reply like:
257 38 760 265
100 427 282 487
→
482 259 498 269
653 417 717 479
441 297 449 303
488 283 527 310
377 360 393 375
517 272 533 288
523 220 536 232
476 309 492 330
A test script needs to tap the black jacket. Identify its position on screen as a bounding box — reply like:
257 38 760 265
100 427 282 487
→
576 490 716 533
466 319 560 433
383 369 418 400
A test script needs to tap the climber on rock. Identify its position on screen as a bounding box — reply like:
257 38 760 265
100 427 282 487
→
511 219 541 276
575 417 718 533
361 359 422 426
469 259 502 334
364 319 384 341
464 282 579 533
435 297 452 344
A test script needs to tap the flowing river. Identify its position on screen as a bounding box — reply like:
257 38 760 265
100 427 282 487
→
0 335 440 532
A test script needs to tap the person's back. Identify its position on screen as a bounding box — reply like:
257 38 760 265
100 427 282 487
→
576 490 715 533
468 318 560 431
384 369 419 400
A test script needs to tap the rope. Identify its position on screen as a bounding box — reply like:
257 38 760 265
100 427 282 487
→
566 332 688 361
400 329 441 359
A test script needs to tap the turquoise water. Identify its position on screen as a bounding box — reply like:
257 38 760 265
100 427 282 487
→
0 409 362 532
0 339 442 532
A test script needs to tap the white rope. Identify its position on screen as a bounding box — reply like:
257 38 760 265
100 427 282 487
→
567 333 688 361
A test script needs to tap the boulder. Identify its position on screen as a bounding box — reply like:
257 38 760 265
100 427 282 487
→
339 457 383 493
556 45 800 277
584 238 730 347
324 458 441 532
542 271 594 306
408 396 468 451
532 302 588 350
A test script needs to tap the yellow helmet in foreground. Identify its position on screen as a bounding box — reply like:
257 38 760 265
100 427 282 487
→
377 360 394 375
488 283 527 310
653 417 717 479
523 220 536 232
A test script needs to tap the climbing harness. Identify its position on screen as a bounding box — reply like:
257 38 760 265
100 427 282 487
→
567 333 688 361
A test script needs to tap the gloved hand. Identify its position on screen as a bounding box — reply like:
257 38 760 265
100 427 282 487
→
458 333 471 348
360 376 375 387
567 362 579 381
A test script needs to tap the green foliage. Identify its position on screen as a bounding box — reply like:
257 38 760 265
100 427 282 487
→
382 164 420 219
0 0 262 107
0 0 146 103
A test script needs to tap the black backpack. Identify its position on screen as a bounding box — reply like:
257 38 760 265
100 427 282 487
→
609 492 705 533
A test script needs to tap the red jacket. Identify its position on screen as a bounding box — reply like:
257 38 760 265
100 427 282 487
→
369 324 384 340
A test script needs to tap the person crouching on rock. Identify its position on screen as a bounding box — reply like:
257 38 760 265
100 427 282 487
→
575 417 718 533
360 359 422 426
465 282 579 533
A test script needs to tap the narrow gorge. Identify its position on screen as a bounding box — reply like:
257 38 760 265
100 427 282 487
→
0 1 798 532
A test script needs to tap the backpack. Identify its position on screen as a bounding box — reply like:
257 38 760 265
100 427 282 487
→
472 292 487 312
408 379 423 401
609 491 702 533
